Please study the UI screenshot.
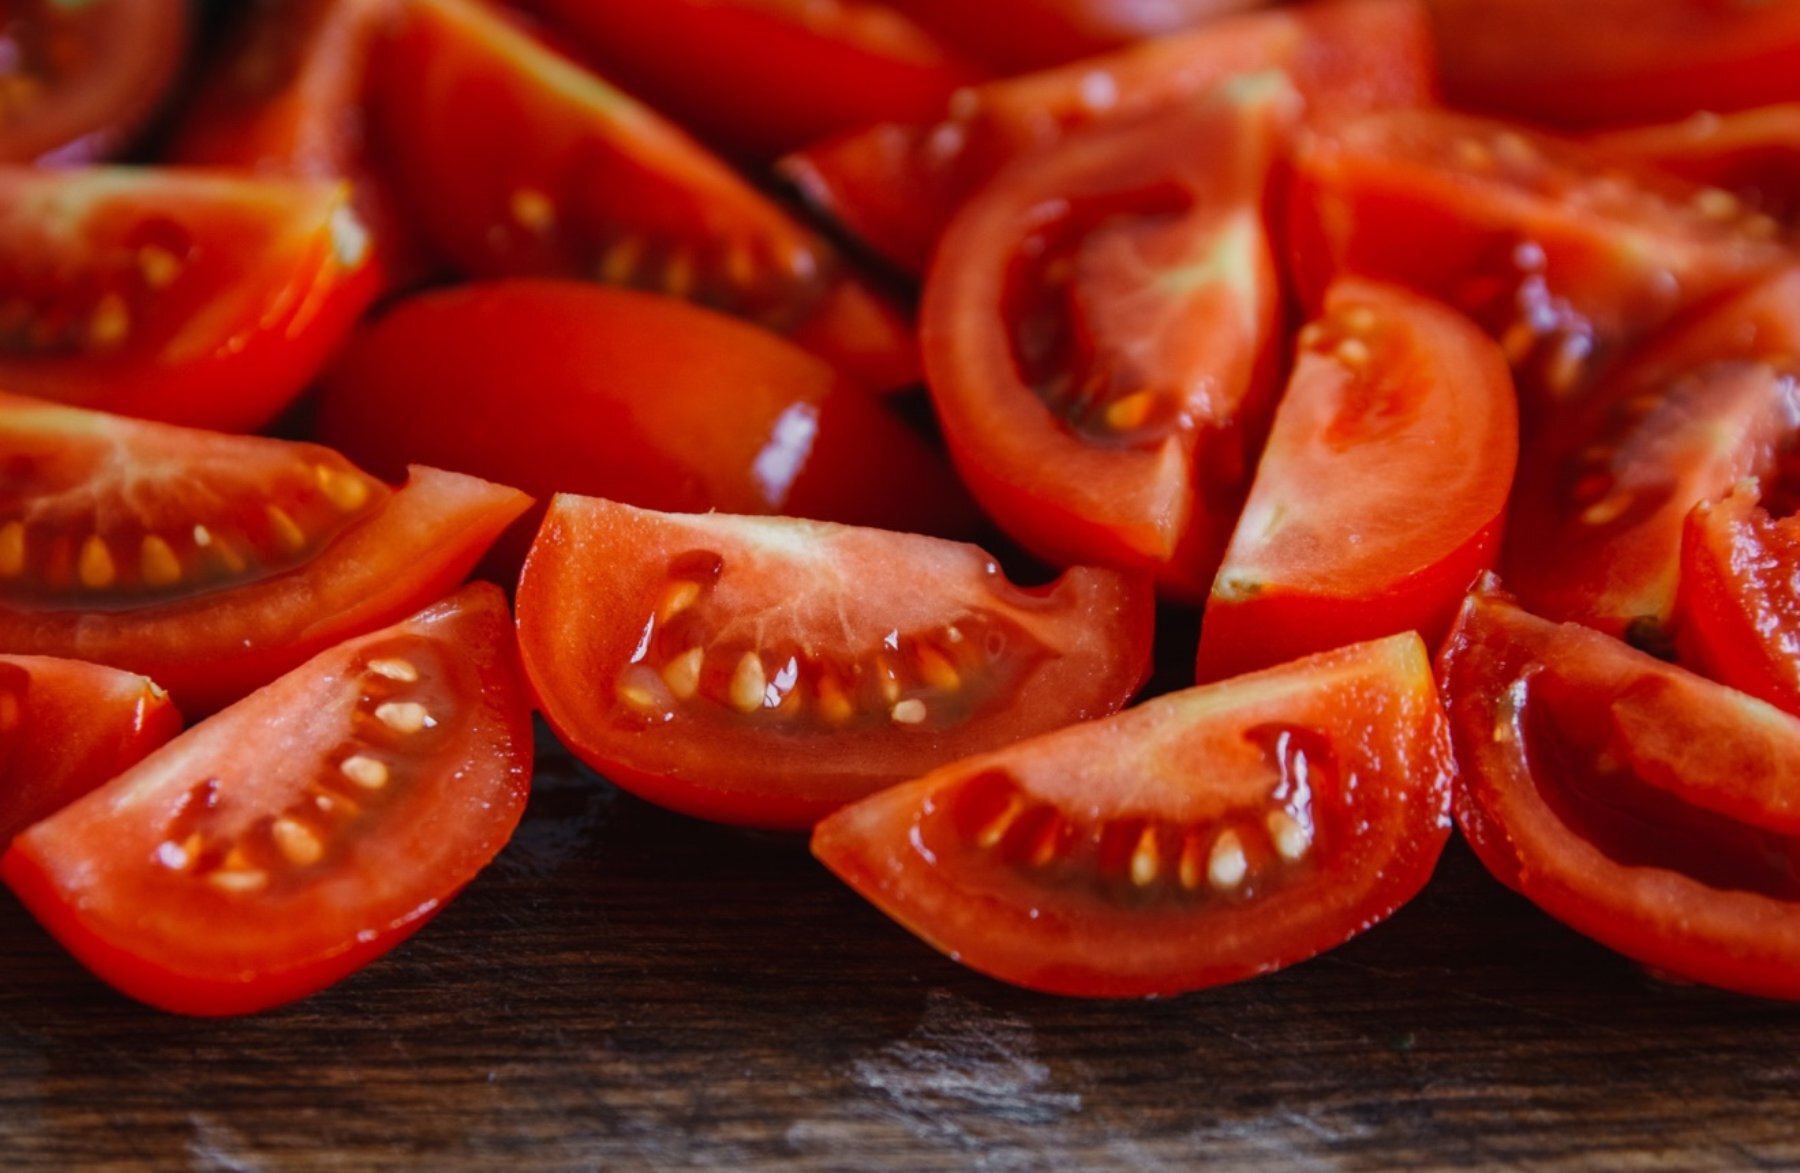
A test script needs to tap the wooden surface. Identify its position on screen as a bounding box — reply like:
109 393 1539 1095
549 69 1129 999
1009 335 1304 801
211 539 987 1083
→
4 722 1800 1171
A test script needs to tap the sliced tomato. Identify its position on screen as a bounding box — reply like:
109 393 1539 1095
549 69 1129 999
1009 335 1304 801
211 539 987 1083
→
886 0 1276 71
1677 481 1800 718
520 0 986 159
1430 0 1800 130
1440 582 1800 1000
374 0 917 391
922 82 1292 599
516 495 1154 830
779 0 1435 275
1593 105 1800 230
813 632 1453 998
0 0 187 163
1503 266 1800 646
313 280 975 578
0 393 530 714
1 584 532 1016
0 167 380 432
1289 108 1792 416
1196 280 1517 682
0 654 178 845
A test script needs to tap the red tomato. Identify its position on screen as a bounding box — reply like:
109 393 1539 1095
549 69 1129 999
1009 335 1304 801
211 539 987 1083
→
313 280 976 576
780 0 1436 275
516 495 1154 830
1440 581 1800 1000
0 0 188 163
813 632 1454 998
0 393 530 714
1503 266 1800 646
1289 108 1791 416
921 83 1293 599
520 0 986 158
0 168 380 432
1593 105 1800 230
1430 0 1800 130
1677 481 1800 717
1 584 532 1016
887 0 1276 71
0 654 179 844
373 0 918 391
1196 280 1517 681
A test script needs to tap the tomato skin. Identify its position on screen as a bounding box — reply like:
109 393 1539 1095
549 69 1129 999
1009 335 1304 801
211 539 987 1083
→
1677 483 1800 718
1197 280 1517 682
0 655 179 845
516 495 1154 830
1 584 532 1016
1441 583 1800 1000
886 0 1275 71
813 633 1453 998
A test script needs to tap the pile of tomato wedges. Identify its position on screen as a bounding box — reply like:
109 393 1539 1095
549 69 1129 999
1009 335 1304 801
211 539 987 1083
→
4 0 1800 1014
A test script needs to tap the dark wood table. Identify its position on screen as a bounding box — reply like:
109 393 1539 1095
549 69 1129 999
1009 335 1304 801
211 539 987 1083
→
5 720 1800 1170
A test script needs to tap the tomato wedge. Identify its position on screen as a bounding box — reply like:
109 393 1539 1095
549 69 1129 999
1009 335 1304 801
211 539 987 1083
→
1593 105 1800 231
2 584 532 1016
374 0 917 391
0 167 380 432
921 81 1292 598
1503 266 1800 646
1440 582 1800 1000
887 0 1275 71
813 632 1453 998
516 495 1154 830
1288 108 1791 416
780 0 1435 275
0 0 188 163
1196 280 1517 681
0 654 178 844
1677 481 1800 718
0 393 530 714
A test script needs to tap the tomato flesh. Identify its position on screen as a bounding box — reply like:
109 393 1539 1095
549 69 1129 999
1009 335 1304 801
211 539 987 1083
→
516 495 1154 830
1594 105 1800 232
1 584 532 1016
887 0 1276 70
1677 481 1800 718
813 633 1453 998
1197 280 1517 681
0 394 531 713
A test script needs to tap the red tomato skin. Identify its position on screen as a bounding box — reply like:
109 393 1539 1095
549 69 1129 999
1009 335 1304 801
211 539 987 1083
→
0 655 180 844
1677 484 1800 718
0 584 533 1016
886 0 1276 71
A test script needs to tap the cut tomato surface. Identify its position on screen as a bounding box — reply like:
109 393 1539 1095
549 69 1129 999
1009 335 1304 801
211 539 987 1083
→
1593 105 1800 231
0 167 380 432
374 0 917 390
522 0 986 159
1 584 533 1016
922 81 1293 599
516 495 1154 831
1504 266 1800 645
1441 582 1800 1000
1289 108 1791 416
1430 0 1800 130
1197 280 1516 681
813 632 1453 998
0 653 179 845
1678 481 1800 718
0 394 530 714
887 0 1276 71
780 0 1435 275
0 0 188 163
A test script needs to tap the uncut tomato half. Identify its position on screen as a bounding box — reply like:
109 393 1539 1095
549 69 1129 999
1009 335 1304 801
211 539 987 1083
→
1197 280 1517 682
0 167 380 432
0 0 188 163
1441 581 1800 1000
813 633 1454 998
2 585 533 1016
1678 481 1800 718
516 495 1154 830
374 0 917 391
922 80 1293 599
0 393 530 714
0 654 179 844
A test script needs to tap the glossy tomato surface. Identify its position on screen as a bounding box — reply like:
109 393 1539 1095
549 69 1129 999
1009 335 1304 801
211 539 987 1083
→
1197 280 1517 681
1678 481 1800 718
1593 105 1800 231
814 633 1454 998
2 584 533 1016
517 495 1153 830
1441 582 1800 1000
0 653 179 844
0 394 530 713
